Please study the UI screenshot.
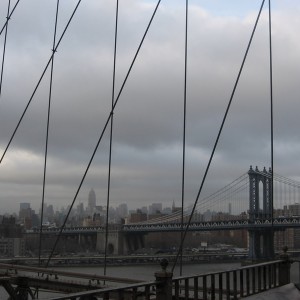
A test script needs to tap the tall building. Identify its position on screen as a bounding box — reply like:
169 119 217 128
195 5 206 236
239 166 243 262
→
88 188 96 214
129 209 147 223
148 203 162 215
77 203 84 216
116 203 128 219
20 203 30 211
19 203 34 229
0 216 25 257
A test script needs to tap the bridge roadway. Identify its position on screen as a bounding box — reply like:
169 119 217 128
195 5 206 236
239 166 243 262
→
27 216 300 234
0 262 142 295
0 252 248 295
123 216 300 232
0 252 248 267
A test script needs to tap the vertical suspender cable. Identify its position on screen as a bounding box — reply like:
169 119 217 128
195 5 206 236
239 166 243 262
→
38 0 60 267
45 0 162 268
268 0 274 224
180 0 188 277
104 0 119 277
0 0 11 100
171 0 266 273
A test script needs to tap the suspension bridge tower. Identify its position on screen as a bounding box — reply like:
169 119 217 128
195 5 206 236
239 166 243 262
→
248 166 274 260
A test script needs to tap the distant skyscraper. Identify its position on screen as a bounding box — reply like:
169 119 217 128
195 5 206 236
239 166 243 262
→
77 203 84 216
20 203 30 211
149 203 162 215
88 189 96 213
117 203 128 218
19 203 31 220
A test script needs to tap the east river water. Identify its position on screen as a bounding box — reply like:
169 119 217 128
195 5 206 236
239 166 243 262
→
0 262 299 299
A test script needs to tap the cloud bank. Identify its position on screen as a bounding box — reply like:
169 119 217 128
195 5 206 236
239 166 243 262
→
0 0 299 214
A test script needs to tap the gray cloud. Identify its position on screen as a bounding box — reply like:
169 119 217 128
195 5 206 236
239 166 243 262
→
0 0 299 214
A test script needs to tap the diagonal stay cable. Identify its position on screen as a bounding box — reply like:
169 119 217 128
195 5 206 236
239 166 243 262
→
171 0 266 273
38 0 60 267
0 0 20 36
255 170 300 187
0 0 82 164
0 0 11 100
45 0 162 268
274 173 300 187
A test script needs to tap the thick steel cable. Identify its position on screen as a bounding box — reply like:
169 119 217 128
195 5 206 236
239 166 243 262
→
0 0 10 100
273 174 300 187
256 171 300 187
171 0 266 273
104 0 119 277
180 0 188 277
0 0 82 164
38 0 60 267
0 0 20 36
45 0 162 268
268 0 274 228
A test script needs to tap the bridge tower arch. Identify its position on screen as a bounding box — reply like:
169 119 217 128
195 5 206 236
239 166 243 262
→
248 166 274 260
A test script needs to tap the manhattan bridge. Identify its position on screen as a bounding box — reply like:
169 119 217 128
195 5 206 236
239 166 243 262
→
40 165 300 261
0 0 300 299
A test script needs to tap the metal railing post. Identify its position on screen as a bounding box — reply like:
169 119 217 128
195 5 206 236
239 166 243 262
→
154 259 173 300
278 246 292 286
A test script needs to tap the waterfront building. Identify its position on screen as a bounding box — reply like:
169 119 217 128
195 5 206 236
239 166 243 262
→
0 238 25 257
129 209 147 223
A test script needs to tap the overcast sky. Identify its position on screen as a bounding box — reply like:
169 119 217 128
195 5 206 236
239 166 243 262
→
0 0 299 215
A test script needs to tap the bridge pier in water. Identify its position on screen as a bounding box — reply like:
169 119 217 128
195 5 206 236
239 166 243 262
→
248 166 275 260
248 229 274 260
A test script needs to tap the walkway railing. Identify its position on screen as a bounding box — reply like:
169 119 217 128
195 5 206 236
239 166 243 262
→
172 260 289 299
48 257 292 300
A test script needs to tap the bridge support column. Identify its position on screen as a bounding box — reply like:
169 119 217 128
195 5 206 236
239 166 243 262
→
124 233 146 254
262 230 274 259
248 230 261 260
248 230 275 260
248 166 275 260
97 225 125 255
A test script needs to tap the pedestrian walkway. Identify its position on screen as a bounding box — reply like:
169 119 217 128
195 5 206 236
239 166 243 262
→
244 283 300 299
